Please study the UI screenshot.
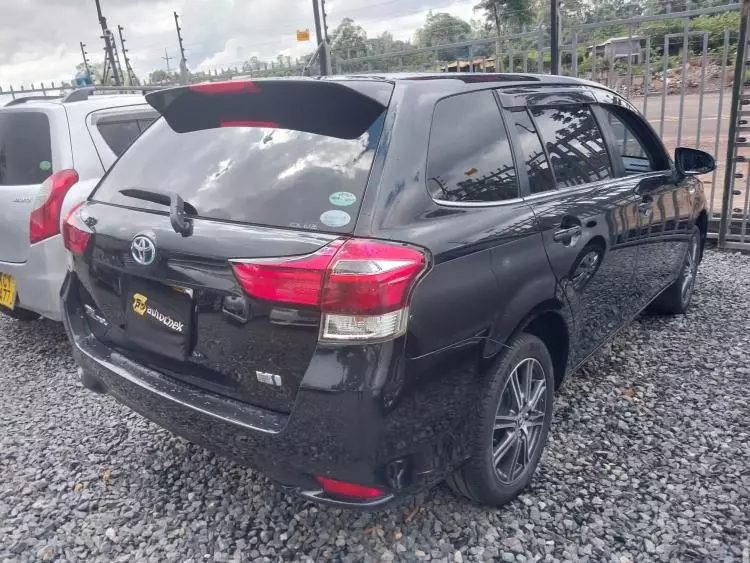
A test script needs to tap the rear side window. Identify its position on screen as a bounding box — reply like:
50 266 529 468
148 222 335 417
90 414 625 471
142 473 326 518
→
427 90 518 203
0 112 52 185
97 117 157 157
531 105 612 188
509 109 555 194
92 85 390 233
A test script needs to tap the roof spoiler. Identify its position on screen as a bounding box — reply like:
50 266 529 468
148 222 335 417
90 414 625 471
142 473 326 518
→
145 80 392 140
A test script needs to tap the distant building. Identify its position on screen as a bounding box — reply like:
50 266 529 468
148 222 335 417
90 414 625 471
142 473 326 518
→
588 37 644 64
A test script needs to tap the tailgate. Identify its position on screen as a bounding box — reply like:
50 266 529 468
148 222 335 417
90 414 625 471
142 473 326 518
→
74 203 339 413
73 79 393 412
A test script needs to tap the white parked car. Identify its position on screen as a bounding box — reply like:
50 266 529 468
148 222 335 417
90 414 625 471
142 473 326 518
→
0 88 159 321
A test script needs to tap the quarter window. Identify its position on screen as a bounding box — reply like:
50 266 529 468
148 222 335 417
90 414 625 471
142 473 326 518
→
531 105 612 188
601 105 667 175
96 117 158 157
427 91 519 203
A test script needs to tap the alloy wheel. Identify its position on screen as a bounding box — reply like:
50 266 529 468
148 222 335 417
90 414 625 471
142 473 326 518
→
680 235 699 305
492 358 548 485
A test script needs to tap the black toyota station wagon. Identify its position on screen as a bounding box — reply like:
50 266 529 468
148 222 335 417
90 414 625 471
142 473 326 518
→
62 74 715 508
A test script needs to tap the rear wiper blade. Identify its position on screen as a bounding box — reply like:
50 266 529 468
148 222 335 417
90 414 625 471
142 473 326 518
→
119 188 196 237
119 188 198 215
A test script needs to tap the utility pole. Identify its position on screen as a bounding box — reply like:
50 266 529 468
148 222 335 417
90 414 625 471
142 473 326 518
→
550 0 560 74
173 11 189 84
117 25 138 86
94 0 121 85
79 42 91 76
312 0 331 75
162 49 173 73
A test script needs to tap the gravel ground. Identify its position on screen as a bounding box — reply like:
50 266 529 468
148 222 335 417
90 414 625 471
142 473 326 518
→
1 249 749 563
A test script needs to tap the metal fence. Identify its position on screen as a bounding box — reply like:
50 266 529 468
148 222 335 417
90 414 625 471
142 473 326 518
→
334 3 750 249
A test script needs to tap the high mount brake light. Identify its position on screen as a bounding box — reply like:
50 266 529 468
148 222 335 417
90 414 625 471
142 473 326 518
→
189 81 261 94
231 239 428 342
29 169 79 244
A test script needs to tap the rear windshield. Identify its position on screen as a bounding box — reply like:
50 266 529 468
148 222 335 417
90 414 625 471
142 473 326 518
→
0 112 53 186
92 87 390 233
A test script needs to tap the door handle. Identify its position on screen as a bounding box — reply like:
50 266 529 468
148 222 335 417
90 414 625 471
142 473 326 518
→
553 225 583 243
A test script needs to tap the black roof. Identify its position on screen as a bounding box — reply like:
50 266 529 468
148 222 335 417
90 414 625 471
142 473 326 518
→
322 72 603 88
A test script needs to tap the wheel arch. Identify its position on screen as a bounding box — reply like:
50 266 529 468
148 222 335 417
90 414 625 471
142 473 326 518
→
482 298 572 389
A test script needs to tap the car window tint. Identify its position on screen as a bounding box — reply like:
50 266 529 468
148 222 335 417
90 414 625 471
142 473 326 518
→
138 118 156 133
531 105 612 188
427 90 518 203
91 104 388 234
510 109 555 194
97 120 142 157
0 112 53 186
601 105 667 175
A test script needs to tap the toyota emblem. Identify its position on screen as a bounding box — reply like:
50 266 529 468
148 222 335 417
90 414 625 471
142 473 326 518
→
131 235 156 266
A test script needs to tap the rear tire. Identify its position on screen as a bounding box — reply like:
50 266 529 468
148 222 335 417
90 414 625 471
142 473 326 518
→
648 226 700 315
0 305 40 322
447 333 554 506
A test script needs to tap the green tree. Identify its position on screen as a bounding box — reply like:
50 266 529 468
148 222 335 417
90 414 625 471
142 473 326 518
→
415 11 472 47
331 17 368 59
75 62 104 84
474 0 535 34
148 69 176 84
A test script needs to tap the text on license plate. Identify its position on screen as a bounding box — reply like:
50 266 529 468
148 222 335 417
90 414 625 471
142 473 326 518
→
0 273 16 310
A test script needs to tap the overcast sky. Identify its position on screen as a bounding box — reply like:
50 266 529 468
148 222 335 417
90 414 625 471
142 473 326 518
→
0 0 478 88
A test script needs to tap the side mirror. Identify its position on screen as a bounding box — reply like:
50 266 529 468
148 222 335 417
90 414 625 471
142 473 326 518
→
675 147 716 176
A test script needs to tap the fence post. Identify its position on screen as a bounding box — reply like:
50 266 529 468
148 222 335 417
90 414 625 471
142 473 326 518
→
719 0 750 248
538 27 544 73
550 0 560 74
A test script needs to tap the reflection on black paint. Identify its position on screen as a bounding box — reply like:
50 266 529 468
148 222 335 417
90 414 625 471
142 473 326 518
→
427 91 519 203
531 105 612 188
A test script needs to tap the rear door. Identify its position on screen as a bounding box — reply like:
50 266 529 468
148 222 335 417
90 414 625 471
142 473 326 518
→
514 101 640 366
74 80 393 413
0 109 65 263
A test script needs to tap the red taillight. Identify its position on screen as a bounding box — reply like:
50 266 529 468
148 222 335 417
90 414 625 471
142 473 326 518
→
315 476 385 500
62 202 91 256
321 239 427 315
29 169 79 244
231 239 428 342
232 241 344 307
189 81 261 94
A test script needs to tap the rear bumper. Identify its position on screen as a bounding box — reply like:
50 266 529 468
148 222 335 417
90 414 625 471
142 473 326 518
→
62 273 476 508
0 235 67 321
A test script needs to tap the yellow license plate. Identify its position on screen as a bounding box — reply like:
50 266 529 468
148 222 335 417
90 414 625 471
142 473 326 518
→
0 273 16 310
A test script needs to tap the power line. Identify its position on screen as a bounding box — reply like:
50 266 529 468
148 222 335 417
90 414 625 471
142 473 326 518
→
117 25 139 86
174 11 189 83
79 42 91 76
94 0 121 85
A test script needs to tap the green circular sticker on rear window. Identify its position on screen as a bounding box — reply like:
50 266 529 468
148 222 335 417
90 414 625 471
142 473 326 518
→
39 160 51 171
320 210 351 228
328 191 356 207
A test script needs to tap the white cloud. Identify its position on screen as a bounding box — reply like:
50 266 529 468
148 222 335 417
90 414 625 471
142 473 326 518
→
0 0 484 88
